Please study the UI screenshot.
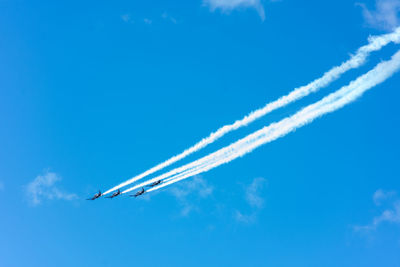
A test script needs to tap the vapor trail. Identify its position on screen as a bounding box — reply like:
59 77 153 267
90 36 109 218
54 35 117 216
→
142 50 400 194
105 28 400 195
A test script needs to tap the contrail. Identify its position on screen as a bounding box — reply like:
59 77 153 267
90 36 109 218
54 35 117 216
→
142 49 400 194
123 34 400 196
105 28 400 195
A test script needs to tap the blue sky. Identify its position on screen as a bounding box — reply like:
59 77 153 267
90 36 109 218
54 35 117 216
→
1 0 400 266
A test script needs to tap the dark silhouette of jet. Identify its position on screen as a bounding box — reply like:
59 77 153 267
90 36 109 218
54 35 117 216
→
146 180 162 187
130 188 145 198
106 189 122 199
87 190 102 200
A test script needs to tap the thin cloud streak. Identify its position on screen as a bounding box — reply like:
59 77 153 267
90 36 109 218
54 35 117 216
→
245 177 267 209
355 202 400 231
355 189 400 231
235 177 267 224
203 0 266 20
121 14 133 23
25 171 77 206
161 12 177 24
108 28 400 196
143 18 152 24
235 211 256 223
169 176 213 216
358 0 400 31
146 49 400 193
373 189 396 205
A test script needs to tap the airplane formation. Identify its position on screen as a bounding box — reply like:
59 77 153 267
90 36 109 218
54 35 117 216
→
86 180 163 200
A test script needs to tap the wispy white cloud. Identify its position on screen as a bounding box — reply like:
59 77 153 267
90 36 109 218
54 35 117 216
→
144 18 152 25
235 177 267 224
358 0 400 31
373 189 396 205
355 202 400 231
355 189 400 231
169 176 213 216
161 12 178 24
169 176 213 199
122 14 172 25
203 0 265 20
245 177 267 208
25 171 77 206
235 210 256 223
121 14 133 23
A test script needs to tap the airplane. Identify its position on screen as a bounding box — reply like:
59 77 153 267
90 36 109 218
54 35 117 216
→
146 180 162 187
130 188 145 198
106 189 122 199
87 190 103 200
87 190 102 200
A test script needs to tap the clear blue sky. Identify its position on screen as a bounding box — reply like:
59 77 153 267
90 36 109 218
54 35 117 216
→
1 0 400 266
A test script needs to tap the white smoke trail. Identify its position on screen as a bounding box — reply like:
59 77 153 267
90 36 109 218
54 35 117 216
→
122 46 400 195
142 50 400 194
122 155 213 194
105 28 400 195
